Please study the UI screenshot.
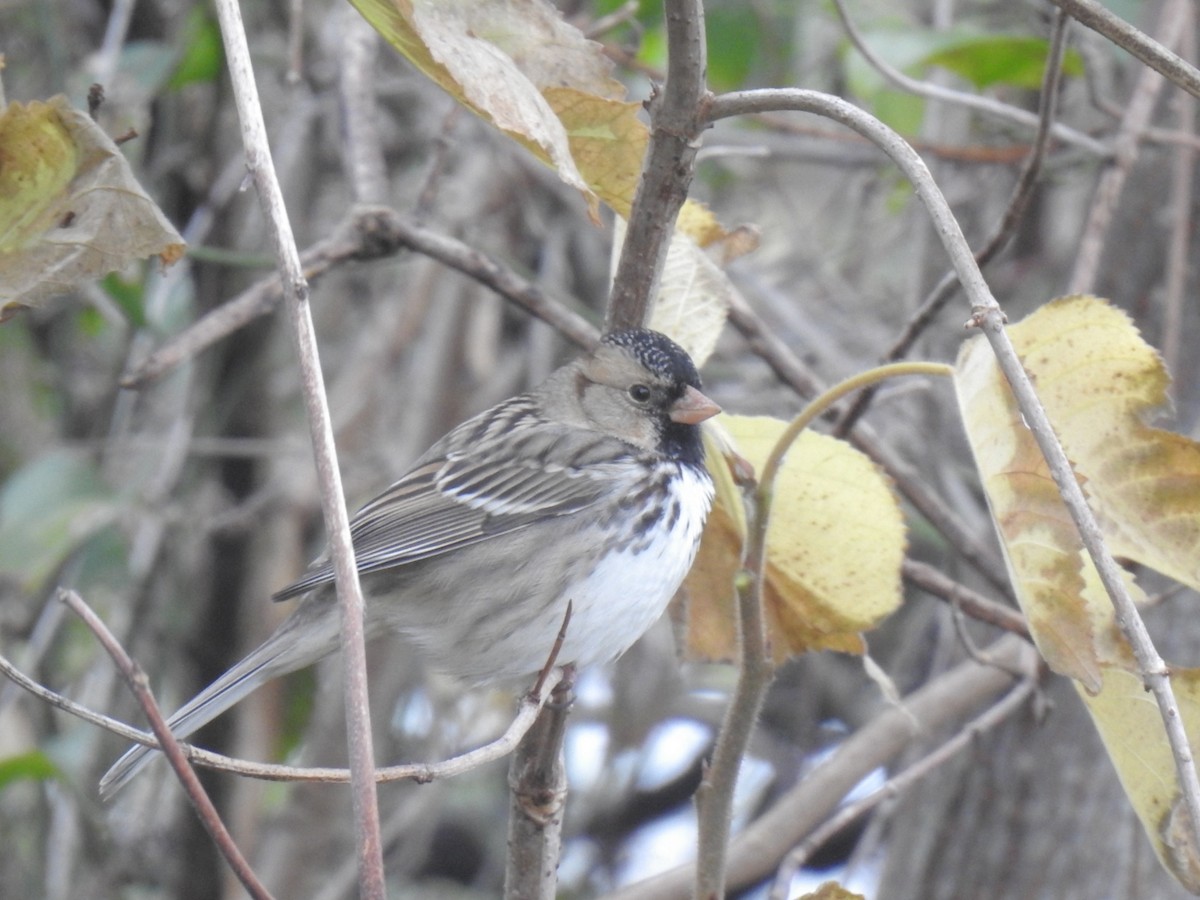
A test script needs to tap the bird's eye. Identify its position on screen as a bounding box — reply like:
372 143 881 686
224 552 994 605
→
628 384 652 404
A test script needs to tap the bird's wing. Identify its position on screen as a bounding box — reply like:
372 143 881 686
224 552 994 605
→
272 424 638 601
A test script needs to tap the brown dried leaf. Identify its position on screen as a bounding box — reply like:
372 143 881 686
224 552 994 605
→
0 96 184 319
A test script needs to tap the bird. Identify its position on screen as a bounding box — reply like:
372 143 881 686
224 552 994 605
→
100 328 719 798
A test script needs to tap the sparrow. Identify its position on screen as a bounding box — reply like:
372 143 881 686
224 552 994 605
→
100 328 719 797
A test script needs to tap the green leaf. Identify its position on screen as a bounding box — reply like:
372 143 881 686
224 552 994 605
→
168 8 224 90
705 7 762 90
925 34 1085 89
0 751 61 789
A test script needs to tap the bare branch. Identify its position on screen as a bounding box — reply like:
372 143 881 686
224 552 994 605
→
0 643 562 784
835 9 1072 434
607 636 1039 899
1049 0 1200 100
210 1 385 895
505 670 575 900
59 590 273 900
121 207 598 388
769 672 1038 897
606 0 709 330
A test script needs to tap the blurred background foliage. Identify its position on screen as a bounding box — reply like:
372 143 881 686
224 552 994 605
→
1 0 1198 897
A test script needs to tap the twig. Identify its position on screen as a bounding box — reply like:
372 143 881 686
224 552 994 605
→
210 2 385 896
830 0 1109 157
1068 0 1187 294
339 8 389 206
1162 12 1195 378
768 672 1038 898
901 559 1028 639
58 590 274 900
726 294 1009 591
606 0 709 330
504 668 575 900
834 9 1072 435
121 207 599 388
1048 0 1200 100
0 644 562 784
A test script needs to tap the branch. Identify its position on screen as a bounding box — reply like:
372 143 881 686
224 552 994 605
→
606 0 708 330
695 362 952 897
504 671 575 900
834 9 1072 435
0 643 562 784
726 293 1009 591
59 590 273 900
1049 0 1200 100
121 207 598 388
210 2 385 896
768 671 1038 897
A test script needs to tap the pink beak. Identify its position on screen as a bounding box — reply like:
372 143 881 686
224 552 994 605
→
669 385 721 425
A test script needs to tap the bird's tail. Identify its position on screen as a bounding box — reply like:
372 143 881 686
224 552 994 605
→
99 604 339 799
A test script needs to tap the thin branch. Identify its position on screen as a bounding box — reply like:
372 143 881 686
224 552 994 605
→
606 0 709 330
1069 0 1188 294
0 643 563 784
834 9 1072 435
975 306 1200 857
121 207 599 388
210 2 385 896
59 590 274 900
1162 12 1195 378
768 672 1038 898
693 480 767 900
339 8 389 206
902 559 1028 639
830 0 1109 157
726 294 1009 591
1049 0 1200 100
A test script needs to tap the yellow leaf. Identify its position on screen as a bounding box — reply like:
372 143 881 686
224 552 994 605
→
0 97 185 318
1008 296 1200 590
1081 667 1200 893
545 87 645 217
955 335 1104 689
955 296 1200 686
956 294 1200 893
680 415 905 663
350 0 608 213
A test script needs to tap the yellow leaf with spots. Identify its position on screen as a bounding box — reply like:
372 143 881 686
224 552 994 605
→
680 415 905 662
1080 667 1200 893
1010 296 1200 590
956 295 1200 894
